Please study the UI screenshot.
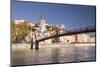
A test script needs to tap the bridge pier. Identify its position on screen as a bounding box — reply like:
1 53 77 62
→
35 40 39 50
30 38 33 50
30 39 39 50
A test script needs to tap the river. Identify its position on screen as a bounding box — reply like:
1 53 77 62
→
11 45 96 66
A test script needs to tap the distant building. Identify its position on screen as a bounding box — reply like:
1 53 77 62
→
27 22 35 26
14 20 35 27
63 34 95 43
14 20 25 24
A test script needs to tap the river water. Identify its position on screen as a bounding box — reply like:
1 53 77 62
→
11 46 96 66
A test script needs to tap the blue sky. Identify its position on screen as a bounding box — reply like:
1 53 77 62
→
12 0 96 30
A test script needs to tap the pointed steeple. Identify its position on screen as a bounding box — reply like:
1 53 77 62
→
40 8 46 24
41 15 45 20
39 9 46 33
41 8 45 20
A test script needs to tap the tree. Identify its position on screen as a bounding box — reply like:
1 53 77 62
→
11 21 30 43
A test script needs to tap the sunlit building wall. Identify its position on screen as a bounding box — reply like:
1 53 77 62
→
63 34 95 43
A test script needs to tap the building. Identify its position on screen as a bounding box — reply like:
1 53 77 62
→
39 16 46 33
62 34 95 43
27 22 35 26
14 20 25 24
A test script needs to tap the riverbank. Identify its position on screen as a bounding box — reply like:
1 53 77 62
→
12 43 96 50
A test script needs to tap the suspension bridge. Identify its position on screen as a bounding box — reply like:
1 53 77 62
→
31 26 96 50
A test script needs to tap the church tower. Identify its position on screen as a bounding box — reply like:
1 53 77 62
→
39 15 46 33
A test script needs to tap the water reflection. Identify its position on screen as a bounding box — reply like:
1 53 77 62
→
12 46 96 66
51 48 60 63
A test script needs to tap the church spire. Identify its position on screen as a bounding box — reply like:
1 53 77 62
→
41 8 45 20
41 15 45 20
39 8 46 33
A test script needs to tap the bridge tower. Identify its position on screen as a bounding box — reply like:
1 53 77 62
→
74 34 78 42
59 24 65 42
